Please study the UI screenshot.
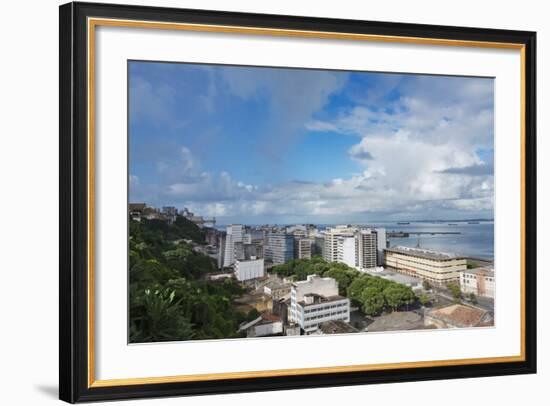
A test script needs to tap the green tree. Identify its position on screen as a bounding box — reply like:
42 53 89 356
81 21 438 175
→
360 287 386 316
130 289 194 343
383 284 416 311
324 267 354 295
419 294 431 307
468 292 478 304
447 282 462 302
347 275 373 303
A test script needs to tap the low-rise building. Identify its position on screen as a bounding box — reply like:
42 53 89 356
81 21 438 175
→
295 293 350 334
313 320 359 335
235 258 264 281
289 274 349 333
384 246 467 285
263 280 292 300
424 304 490 328
129 203 146 222
234 292 273 313
241 313 284 338
460 267 495 298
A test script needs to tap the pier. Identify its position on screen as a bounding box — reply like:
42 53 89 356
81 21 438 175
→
388 231 461 238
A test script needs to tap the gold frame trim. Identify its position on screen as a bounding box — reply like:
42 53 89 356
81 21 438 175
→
87 17 527 388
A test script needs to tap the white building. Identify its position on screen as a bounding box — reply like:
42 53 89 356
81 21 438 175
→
235 258 264 281
289 275 350 333
223 224 243 267
460 267 495 298
323 226 355 263
337 235 356 268
323 226 382 271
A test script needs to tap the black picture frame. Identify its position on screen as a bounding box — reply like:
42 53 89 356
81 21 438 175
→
59 1 537 403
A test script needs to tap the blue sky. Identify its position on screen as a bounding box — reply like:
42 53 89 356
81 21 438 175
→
129 61 494 224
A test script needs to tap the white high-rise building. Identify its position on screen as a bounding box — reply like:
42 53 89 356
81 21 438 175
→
337 236 356 268
323 226 355 263
322 226 383 271
223 224 243 267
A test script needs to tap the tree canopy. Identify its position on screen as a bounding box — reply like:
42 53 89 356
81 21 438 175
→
272 257 418 316
129 217 247 343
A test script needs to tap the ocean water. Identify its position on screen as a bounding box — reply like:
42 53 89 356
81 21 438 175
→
367 221 494 260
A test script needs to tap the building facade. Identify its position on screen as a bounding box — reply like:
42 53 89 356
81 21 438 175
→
289 275 350 333
384 246 467 285
294 238 313 260
355 229 378 270
337 235 357 268
265 233 294 264
294 294 350 334
374 228 387 266
322 226 355 263
223 224 243 267
322 226 381 271
460 267 495 298
234 258 264 281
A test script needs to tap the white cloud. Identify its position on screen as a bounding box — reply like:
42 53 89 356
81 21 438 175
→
131 74 494 223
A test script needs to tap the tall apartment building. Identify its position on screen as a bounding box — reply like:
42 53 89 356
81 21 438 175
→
294 238 313 259
217 233 226 270
337 235 356 268
265 233 294 264
223 224 243 267
313 236 325 257
385 246 467 285
289 275 350 333
374 228 387 266
323 226 382 270
323 226 355 263
356 229 377 270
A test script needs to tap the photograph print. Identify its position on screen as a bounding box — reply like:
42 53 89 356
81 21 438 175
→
128 61 495 344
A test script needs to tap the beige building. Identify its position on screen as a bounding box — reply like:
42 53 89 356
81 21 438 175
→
460 267 495 298
384 246 466 285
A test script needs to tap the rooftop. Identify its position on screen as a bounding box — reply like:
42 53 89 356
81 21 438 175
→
264 281 291 292
260 312 282 323
292 274 335 287
318 320 359 335
462 267 495 277
428 304 486 328
298 293 347 306
366 311 423 332
385 246 465 261
129 203 146 211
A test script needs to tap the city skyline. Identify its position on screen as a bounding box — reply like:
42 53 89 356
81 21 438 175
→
129 61 494 224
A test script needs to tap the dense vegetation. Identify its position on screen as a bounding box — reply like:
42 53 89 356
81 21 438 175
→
272 257 418 316
129 218 248 342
